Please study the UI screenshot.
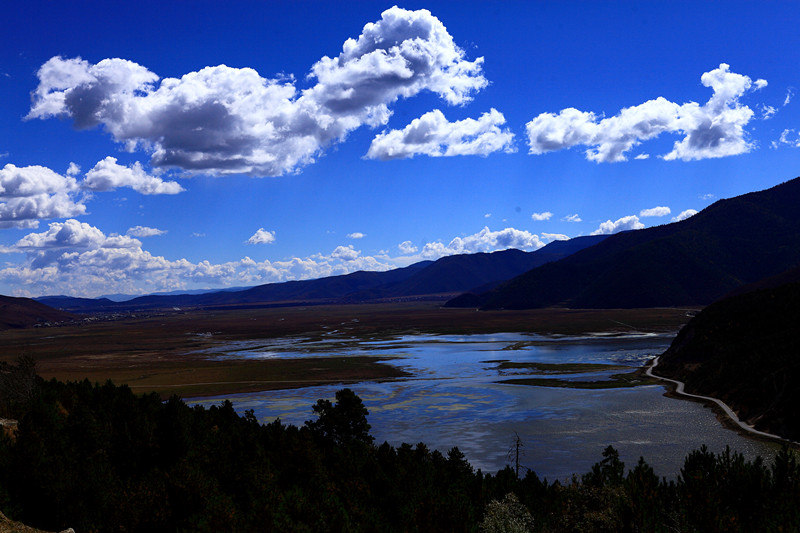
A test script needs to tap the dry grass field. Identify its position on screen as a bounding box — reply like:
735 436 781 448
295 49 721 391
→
0 301 693 398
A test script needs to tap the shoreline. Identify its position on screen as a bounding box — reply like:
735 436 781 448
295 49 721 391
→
645 356 798 447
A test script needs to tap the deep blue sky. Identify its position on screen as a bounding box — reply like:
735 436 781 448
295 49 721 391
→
1 1 799 297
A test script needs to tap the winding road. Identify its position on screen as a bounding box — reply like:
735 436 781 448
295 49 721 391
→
646 356 797 445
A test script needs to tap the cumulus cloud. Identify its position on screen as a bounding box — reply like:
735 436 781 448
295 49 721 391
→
639 206 671 217
347 232 365 239
419 226 544 259
590 215 645 235
330 245 360 261
563 214 582 222
246 228 276 245
398 240 418 255
0 163 86 228
83 157 184 194
531 211 553 221
127 226 166 237
365 108 514 160
0 219 399 297
526 64 766 162
671 209 698 222
28 7 487 177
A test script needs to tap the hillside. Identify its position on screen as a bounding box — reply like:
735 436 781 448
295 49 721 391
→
453 176 800 309
0 296 73 330
656 280 800 441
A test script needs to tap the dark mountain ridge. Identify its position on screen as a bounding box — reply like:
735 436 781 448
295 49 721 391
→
454 176 800 309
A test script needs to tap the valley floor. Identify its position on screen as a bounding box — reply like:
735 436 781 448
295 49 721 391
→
0 301 693 398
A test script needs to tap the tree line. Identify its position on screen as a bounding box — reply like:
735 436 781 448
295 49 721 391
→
0 357 798 532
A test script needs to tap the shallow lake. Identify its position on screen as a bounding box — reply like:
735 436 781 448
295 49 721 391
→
191 332 778 481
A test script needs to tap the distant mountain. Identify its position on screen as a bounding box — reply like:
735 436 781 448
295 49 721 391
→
344 235 608 301
0 295 74 330
39 235 606 313
35 295 120 313
99 286 255 302
453 177 800 309
656 279 800 441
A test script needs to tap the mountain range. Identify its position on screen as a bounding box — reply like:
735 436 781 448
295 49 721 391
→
19 175 800 316
447 176 800 309
35 235 606 313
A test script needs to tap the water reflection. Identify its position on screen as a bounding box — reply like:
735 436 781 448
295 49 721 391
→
191 333 777 481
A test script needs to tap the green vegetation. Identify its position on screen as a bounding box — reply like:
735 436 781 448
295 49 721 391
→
501 371 658 389
490 360 658 389
491 361 630 373
1 358 799 532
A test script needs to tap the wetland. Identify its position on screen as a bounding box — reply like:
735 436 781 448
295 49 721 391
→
1 302 776 479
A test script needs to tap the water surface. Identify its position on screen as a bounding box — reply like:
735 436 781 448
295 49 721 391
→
191 332 777 480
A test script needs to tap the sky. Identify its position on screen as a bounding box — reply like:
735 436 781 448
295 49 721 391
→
2 1 800 298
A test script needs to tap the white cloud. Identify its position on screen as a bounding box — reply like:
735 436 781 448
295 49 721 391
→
784 88 794 106
1 220 397 297
246 228 276 245
127 226 166 237
590 215 645 235
761 104 777 119
419 226 544 259
484 213 491 218
330 245 360 261
0 163 86 228
398 240 418 255
639 206 671 217
701 193 716 201
347 232 365 239
563 214 582 222
771 128 800 149
365 108 514 160
526 64 765 162
634 153 650 160
83 157 184 195
531 211 553 221
671 209 698 222
28 7 487 177
541 232 569 242
66 162 80 176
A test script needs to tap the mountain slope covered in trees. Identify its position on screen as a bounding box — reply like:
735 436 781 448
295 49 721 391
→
0 296 73 330
656 279 800 441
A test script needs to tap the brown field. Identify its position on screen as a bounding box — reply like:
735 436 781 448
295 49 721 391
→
0 301 693 398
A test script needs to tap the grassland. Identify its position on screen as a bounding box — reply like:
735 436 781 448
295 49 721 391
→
0 301 692 398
